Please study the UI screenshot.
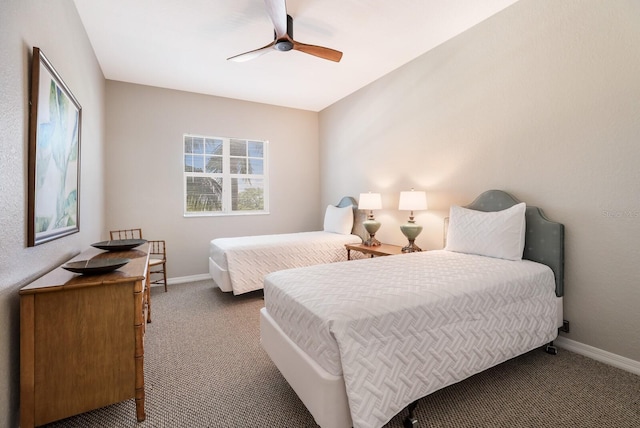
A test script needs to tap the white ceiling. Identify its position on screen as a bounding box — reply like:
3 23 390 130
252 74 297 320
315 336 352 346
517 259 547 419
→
73 0 519 112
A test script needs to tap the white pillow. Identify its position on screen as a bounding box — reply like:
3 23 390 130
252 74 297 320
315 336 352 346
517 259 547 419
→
323 205 354 235
444 202 526 261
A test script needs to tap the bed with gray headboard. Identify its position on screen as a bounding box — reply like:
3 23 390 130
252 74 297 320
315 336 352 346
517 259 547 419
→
260 189 564 428
208 196 364 295
465 189 564 297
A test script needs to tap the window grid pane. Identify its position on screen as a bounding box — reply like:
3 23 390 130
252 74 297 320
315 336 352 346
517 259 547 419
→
231 178 264 211
184 154 194 172
186 176 223 212
230 139 246 156
230 157 247 174
205 156 223 173
248 158 263 175
205 138 223 155
248 141 263 158
184 136 194 154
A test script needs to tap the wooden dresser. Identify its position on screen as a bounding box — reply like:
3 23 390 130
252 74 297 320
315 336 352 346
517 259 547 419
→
19 244 151 427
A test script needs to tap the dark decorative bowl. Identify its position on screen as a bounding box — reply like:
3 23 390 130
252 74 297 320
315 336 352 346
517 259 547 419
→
91 239 147 251
63 258 131 275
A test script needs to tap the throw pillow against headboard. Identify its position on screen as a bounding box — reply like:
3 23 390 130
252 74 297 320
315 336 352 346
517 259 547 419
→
444 202 526 260
323 204 354 235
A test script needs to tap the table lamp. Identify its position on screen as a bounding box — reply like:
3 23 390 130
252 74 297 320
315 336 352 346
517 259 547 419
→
359 192 382 246
398 189 427 252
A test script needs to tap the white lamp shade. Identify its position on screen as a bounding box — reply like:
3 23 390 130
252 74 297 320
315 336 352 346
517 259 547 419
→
359 192 382 210
398 190 427 211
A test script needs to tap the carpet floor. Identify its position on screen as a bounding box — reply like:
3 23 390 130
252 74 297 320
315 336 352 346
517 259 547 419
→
46 280 640 427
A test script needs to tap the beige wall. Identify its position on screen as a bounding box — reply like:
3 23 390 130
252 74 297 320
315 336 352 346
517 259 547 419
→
320 0 640 362
105 81 320 278
0 0 106 425
1 1 638 425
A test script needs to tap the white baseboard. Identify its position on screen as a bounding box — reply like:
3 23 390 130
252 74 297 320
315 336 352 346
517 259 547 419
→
149 273 212 287
555 336 640 376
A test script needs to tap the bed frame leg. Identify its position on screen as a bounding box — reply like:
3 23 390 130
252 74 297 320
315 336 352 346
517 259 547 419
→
543 320 569 355
545 341 558 355
403 400 419 428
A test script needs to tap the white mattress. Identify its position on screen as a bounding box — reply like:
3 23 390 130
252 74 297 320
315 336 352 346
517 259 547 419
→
263 250 559 428
209 231 361 295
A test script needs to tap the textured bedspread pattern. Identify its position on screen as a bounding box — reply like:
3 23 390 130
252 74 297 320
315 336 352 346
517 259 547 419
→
210 231 361 295
264 250 558 428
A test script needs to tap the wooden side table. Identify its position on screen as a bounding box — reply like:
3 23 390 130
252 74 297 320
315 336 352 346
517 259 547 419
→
345 243 405 260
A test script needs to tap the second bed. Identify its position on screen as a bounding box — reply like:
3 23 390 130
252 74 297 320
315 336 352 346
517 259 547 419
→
209 197 364 295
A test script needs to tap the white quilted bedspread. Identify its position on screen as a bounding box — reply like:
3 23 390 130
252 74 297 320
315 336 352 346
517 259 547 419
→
209 231 361 295
264 250 558 428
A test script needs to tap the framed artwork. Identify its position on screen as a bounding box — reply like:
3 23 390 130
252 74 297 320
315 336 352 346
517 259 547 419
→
28 47 82 246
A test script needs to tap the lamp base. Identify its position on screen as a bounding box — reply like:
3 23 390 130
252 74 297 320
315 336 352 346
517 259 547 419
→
401 240 422 253
364 236 381 247
400 220 423 253
363 219 381 247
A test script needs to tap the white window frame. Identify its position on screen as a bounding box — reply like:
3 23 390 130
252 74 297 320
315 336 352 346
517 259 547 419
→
183 134 269 217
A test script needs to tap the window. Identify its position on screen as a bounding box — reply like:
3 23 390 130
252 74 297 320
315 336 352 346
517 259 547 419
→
183 134 268 216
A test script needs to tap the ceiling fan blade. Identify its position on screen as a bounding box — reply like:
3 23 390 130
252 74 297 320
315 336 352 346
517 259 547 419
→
293 41 343 62
227 41 276 62
264 0 288 39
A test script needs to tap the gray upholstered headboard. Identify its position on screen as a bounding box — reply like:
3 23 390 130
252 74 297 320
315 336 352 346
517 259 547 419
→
464 190 565 297
336 196 366 243
336 196 357 208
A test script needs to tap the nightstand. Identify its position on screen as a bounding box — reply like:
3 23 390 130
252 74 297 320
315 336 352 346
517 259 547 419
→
345 243 405 260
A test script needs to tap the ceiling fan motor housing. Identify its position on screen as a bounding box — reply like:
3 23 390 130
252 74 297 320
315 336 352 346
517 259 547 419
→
275 40 293 51
274 14 294 51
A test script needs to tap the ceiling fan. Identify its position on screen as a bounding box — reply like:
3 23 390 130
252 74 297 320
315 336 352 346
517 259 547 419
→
227 0 343 63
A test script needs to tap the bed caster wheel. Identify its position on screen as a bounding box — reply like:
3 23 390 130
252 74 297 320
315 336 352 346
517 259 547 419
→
403 416 418 428
545 344 558 355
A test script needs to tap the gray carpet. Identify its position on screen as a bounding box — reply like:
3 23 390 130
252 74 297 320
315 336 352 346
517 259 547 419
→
47 280 640 427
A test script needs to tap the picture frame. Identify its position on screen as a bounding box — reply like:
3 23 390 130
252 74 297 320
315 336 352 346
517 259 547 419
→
27 47 82 246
